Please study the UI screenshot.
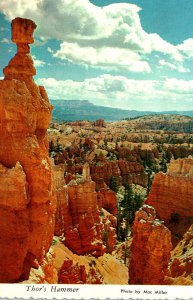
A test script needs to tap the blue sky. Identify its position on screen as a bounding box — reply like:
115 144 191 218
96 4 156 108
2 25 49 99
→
0 0 193 111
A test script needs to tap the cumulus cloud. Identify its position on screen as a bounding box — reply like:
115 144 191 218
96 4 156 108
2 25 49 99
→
177 39 193 58
36 75 193 111
0 0 189 73
163 78 193 94
54 42 151 72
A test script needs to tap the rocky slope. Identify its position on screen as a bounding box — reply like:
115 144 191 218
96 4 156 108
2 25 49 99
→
0 18 56 283
53 240 128 284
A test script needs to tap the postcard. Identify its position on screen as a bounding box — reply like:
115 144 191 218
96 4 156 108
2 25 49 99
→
0 1 193 300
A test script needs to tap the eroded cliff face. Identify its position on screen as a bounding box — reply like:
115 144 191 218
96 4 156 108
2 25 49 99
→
146 158 193 244
97 188 117 216
0 18 56 282
129 205 172 285
89 160 147 188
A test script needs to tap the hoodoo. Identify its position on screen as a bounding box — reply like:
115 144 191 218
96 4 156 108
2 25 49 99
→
0 18 56 282
129 205 172 284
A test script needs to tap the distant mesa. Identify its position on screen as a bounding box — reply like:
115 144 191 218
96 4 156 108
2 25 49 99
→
51 99 193 123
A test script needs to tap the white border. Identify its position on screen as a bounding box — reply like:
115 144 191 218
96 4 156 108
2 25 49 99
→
0 284 193 300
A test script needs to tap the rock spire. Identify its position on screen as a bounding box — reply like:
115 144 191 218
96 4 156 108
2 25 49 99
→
129 205 172 284
0 18 56 282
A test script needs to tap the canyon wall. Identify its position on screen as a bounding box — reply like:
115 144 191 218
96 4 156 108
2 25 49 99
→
146 158 193 244
0 18 56 282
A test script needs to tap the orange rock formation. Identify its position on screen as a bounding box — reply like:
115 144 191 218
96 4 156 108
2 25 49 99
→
146 158 193 244
90 160 147 188
169 224 193 282
59 259 103 284
92 119 106 127
97 188 117 216
55 163 105 257
0 18 55 282
129 205 172 284
54 163 117 256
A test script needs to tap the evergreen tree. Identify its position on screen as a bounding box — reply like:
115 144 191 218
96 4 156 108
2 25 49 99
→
160 153 167 173
117 184 144 241
49 140 55 153
109 176 119 193
56 138 62 152
119 183 134 240
146 168 153 194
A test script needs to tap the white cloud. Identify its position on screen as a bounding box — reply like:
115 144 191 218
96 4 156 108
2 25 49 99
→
163 78 193 94
178 38 193 58
149 34 183 62
32 55 45 67
36 75 193 111
0 0 188 73
54 42 151 72
159 59 189 73
1 37 10 43
47 47 54 54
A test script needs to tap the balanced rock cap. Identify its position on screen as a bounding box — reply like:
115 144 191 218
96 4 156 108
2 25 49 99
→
12 17 37 44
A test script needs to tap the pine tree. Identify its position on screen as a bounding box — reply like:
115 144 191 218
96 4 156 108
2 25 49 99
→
117 184 144 241
121 183 133 240
109 176 119 193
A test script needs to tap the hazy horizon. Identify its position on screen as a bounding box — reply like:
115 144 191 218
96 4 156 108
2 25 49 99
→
51 98 193 113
